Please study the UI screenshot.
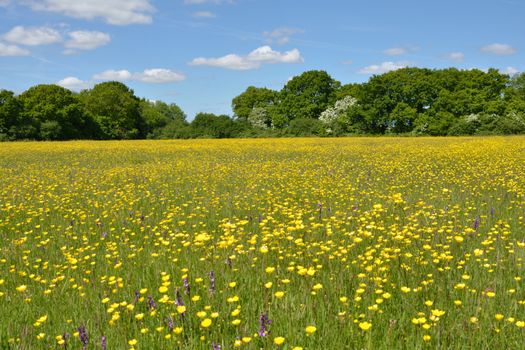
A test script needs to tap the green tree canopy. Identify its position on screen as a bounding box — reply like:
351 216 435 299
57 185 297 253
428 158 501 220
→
18 84 96 140
277 70 340 123
80 81 142 139
139 99 187 138
232 86 278 120
0 89 23 140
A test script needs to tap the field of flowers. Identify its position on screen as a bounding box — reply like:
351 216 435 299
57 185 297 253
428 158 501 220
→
1 137 525 349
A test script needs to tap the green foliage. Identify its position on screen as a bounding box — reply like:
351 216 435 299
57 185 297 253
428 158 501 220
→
277 70 340 122
190 113 251 139
17 84 96 140
0 89 23 140
139 100 187 139
232 86 278 120
286 118 324 136
2 67 525 141
80 81 143 140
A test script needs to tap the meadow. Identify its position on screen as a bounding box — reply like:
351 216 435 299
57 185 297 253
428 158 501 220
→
1 137 524 349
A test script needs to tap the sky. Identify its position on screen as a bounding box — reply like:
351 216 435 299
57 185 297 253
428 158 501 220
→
0 0 523 119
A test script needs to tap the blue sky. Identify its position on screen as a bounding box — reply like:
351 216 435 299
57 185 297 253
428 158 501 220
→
0 0 523 119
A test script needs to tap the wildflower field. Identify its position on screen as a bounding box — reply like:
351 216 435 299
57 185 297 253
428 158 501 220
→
1 137 525 350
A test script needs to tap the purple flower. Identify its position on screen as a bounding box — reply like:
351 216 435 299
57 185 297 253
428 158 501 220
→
183 278 190 296
101 336 107 350
258 313 272 337
212 343 222 350
473 216 480 230
77 326 88 349
148 295 157 309
166 316 174 332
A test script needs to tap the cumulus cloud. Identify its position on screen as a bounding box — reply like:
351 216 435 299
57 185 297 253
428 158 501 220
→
481 43 516 56
134 69 186 83
502 66 519 76
192 11 216 18
0 42 30 56
445 52 465 62
25 0 155 25
93 68 186 83
64 31 110 52
358 61 412 74
56 76 91 90
383 47 406 56
93 69 133 81
3 26 62 46
190 45 303 70
263 27 303 45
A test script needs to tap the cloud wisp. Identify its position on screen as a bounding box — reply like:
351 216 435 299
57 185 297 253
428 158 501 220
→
190 45 303 70
24 0 155 25
358 61 413 74
3 26 62 46
263 27 303 45
0 42 31 56
64 31 111 53
481 43 516 56
93 68 186 83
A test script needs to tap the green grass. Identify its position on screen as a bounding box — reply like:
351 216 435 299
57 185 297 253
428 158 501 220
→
0 137 524 349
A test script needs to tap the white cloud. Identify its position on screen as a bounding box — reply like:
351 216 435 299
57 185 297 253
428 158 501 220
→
0 42 30 56
93 69 133 81
383 47 406 56
93 68 186 83
358 61 411 74
192 11 217 18
3 26 62 46
502 66 519 76
263 27 303 45
445 52 465 62
134 69 186 83
481 43 516 56
25 0 155 25
56 76 91 90
341 60 353 65
190 45 303 70
64 31 110 52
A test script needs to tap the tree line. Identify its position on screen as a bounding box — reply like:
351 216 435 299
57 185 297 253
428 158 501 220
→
1 67 525 141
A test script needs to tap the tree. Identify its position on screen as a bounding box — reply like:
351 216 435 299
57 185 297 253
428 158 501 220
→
389 102 418 133
277 70 340 124
247 107 271 129
0 89 23 140
232 86 278 120
80 81 142 139
286 118 324 136
139 100 187 138
190 113 244 138
18 84 96 140
508 72 525 100
319 96 358 135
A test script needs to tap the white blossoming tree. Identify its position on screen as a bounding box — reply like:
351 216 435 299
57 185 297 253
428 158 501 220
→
247 107 270 129
319 95 358 133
